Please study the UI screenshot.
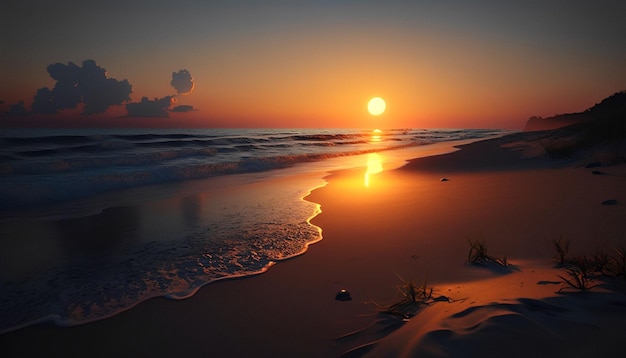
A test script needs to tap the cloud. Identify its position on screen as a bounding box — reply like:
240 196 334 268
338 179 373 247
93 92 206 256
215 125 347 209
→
31 59 132 115
125 96 174 117
31 87 58 114
170 69 194 95
7 101 29 116
171 105 196 113
10 60 197 120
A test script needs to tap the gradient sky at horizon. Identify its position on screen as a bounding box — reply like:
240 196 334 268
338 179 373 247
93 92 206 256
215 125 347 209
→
1 0 625 129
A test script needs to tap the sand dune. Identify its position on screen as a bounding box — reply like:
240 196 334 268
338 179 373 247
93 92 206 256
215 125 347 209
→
362 265 626 357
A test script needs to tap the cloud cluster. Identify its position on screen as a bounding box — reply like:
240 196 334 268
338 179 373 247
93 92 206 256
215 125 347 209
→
31 60 132 115
124 68 196 116
5 61 197 119
171 69 194 95
125 96 174 118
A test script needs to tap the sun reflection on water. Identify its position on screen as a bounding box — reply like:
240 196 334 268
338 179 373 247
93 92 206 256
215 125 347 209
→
364 152 383 187
370 128 382 143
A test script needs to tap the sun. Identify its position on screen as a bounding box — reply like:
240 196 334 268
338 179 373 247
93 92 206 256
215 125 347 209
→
367 97 386 116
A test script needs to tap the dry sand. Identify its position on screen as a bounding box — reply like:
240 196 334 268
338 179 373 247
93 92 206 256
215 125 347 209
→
2 133 626 357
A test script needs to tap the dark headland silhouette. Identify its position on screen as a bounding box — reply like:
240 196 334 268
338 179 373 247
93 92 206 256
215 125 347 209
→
524 91 626 132
523 91 626 161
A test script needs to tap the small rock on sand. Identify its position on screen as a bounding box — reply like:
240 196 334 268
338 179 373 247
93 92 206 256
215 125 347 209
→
602 199 618 205
335 289 352 301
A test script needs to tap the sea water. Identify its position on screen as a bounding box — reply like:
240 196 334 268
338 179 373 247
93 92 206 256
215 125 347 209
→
0 128 506 333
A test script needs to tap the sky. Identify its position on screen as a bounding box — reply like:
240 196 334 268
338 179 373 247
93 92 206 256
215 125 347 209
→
1 0 625 129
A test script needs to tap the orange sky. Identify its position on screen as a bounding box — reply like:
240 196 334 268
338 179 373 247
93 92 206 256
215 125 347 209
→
1 1 625 129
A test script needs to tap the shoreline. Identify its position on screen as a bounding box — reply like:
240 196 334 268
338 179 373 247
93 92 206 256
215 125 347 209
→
0 136 491 337
2 132 626 357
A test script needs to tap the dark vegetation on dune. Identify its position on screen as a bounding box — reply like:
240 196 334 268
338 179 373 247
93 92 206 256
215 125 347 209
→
552 237 626 292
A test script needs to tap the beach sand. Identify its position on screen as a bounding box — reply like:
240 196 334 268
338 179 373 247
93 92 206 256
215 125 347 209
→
2 133 626 357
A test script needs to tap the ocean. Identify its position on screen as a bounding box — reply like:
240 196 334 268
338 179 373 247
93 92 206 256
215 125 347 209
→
0 127 506 334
